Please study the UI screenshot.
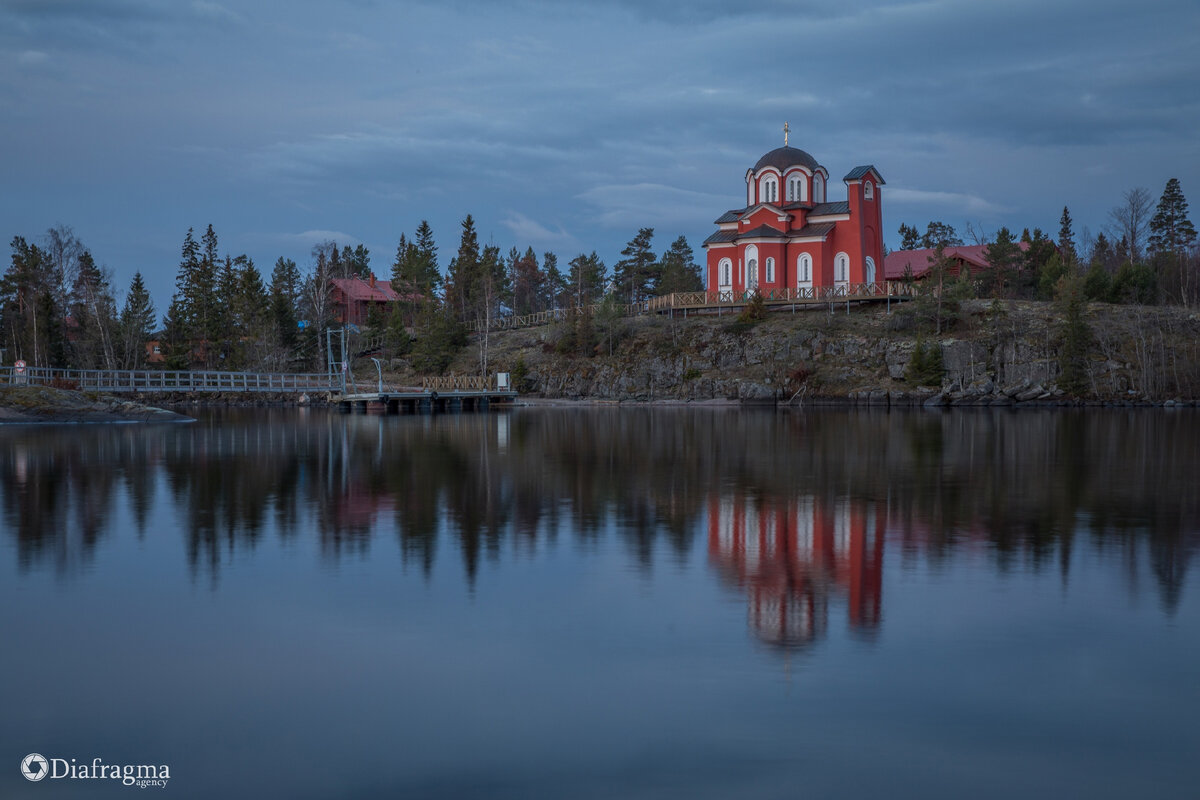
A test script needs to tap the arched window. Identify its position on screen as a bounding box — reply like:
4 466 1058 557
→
865 256 876 284
797 253 812 287
834 252 849 285
761 176 778 204
864 181 874 200
765 257 775 284
718 258 732 288
791 175 807 202
745 245 759 290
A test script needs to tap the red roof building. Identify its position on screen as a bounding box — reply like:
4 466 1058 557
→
330 274 410 326
884 241 1032 281
703 131 885 295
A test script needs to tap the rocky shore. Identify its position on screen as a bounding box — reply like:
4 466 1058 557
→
413 299 1200 408
0 385 193 423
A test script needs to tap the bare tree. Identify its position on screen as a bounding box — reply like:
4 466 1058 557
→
1108 187 1153 264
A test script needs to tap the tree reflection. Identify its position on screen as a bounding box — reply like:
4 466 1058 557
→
1 409 1196 618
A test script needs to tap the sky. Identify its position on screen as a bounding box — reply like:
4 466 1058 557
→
2 0 1198 307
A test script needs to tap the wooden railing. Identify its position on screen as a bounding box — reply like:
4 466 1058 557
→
463 282 916 333
645 281 917 310
421 375 498 391
2 366 338 394
465 302 645 333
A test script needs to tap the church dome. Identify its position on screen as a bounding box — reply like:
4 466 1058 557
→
753 146 819 173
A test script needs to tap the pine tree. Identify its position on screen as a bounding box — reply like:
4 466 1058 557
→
614 227 657 303
444 215 481 320
921 221 962 249
567 252 607 307
118 272 156 369
984 227 1022 298
1 236 53 366
898 223 921 250
269 257 300 351
68 249 117 368
1148 178 1197 258
542 252 566 311
412 220 440 297
512 246 543 316
657 235 703 294
1058 206 1077 266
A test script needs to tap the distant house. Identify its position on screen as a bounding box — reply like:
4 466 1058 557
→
884 242 1032 281
330 274 416 327
145 341 165 364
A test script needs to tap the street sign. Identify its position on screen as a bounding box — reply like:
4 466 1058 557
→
14 359 25 374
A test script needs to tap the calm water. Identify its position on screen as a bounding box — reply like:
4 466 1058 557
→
2 408 1198 799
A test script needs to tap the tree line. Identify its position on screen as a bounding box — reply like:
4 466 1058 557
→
896 177 1197 307
0 219 703 372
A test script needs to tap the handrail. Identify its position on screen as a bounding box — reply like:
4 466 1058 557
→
1 366 338 394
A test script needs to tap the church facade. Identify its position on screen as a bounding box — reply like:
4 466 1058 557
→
703 134 884 295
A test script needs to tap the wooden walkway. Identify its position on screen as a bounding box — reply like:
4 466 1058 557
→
338 374 517 413
3 366 337 394
465 281 916 333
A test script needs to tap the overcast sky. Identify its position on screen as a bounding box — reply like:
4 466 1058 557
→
2 0 1198 305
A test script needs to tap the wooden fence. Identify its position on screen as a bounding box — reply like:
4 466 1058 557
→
2 366 338 394
462 281 917 333
421 375 497 392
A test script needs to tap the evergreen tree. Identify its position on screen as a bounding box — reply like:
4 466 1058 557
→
984 226 1022 298
1148 178 1197 258
512 246 543 316
0 236 54 366
1058 206 1077 266
898 223 922 250
921 221 962 249
614 227 658 303
68 249 117 368
117 272 156 369
412 220 440 297
444 215 481 320
567 252 607 307
657 235 703 294
542 252 566 310
269 257 300 351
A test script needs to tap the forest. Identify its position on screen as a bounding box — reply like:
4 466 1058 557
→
1 177 1194 375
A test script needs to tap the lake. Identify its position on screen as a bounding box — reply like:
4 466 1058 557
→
2 407 1198 798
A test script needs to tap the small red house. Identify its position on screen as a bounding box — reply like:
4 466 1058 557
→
330 274 403 326
883 242 1032 281
703 134 885 295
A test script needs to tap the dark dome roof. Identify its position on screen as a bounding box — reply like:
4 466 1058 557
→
753 146 819 172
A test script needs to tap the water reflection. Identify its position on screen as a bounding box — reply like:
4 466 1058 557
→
1 409 1196 619
708 495 884 649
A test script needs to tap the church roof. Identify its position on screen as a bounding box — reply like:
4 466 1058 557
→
738 225 789 239
809 201 850 216
843 165 885 184
714 210 742 224
792 222 836 239
753 146 820 173
702 230 739 246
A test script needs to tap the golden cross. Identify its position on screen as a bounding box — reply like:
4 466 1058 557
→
783 121 790 146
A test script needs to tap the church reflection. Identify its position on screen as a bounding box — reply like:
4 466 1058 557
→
708 493 884 650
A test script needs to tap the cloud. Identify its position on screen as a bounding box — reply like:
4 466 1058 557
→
500 213 576 248
190 0 243 25
16 49 48 65
886 188 1006 216
576 183 734 229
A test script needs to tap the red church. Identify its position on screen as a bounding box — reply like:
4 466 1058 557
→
703 129 885 296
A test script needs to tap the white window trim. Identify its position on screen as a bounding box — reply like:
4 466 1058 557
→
765 257 775 284
797 253 812 287
718 258 733 288
834 251 849 285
